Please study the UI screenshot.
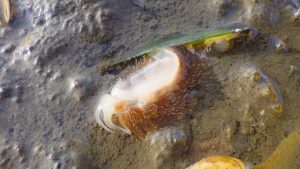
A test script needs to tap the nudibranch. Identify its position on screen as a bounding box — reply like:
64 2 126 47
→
186 156 247 169
95 47 208 139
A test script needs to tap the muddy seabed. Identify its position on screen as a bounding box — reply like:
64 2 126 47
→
1 0 300 169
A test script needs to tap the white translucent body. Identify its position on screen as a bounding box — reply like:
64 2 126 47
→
95 49 180 133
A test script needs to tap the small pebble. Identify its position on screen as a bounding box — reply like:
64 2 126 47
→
132 0 145 9
33 145 43 155
1 43 15 53
269 37 288 52
288 64 299 76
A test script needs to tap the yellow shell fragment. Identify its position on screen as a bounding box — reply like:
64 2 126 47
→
187 156 246 169
0 0 10 27
254 132 300 169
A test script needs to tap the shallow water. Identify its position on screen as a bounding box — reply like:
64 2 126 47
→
1 0 300 169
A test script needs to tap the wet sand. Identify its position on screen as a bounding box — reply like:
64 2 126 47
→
1 0 300 168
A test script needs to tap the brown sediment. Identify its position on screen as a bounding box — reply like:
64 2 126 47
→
116 47 210 139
